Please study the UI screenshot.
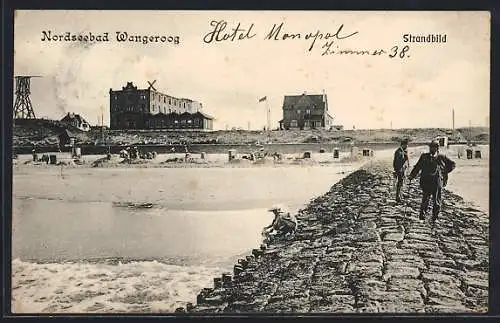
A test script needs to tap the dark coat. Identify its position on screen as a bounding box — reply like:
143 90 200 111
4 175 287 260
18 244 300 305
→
409 152 456 191
393 147 409 174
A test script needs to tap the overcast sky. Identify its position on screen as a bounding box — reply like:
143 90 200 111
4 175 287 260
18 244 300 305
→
14 10 490 130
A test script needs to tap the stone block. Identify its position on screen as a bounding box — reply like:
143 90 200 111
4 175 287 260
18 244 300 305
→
405 232 435 243
427 281 466 301
424 305 474 313
346 261 383 277
357 221 377 230
461 271 488 290
226 301 266 312
424 258 457 268
382 265 421 280
427 297 465 307
406 227 429 235
387 278 426 294
382 232 405 242
353 251 384 264
316 261 348 274
466 286 488 299
421 272 460 285
354 279 387 296
324 294 356 307
356 304 380 313
427 265 463 276
322 253 352 263
455 259 486 271
310 305 356 313
419 251 447 259
263 297 310 313
441 243 471 256
360 290 423 304
378 225 402 233
399 241 439 252
376 303 426 313
353 230 381 242
309 286 352 297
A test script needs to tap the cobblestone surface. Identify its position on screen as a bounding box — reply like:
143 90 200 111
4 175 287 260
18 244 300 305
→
187 160 488 314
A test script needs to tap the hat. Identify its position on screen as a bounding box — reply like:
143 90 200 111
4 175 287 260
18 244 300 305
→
429 140 440 148
401 138 409 144
268 204 285 212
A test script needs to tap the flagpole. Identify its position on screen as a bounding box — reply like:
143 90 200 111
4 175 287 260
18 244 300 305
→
266 99 271 131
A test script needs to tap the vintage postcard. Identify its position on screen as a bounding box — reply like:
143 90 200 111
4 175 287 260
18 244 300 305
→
11 10 489 314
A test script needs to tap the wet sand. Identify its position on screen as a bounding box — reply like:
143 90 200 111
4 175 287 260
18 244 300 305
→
12 161 363 313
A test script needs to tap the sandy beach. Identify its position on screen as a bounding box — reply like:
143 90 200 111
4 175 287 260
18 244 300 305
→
12 153 365 313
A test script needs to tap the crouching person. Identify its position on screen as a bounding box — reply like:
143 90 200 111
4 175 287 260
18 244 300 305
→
262 205 298 239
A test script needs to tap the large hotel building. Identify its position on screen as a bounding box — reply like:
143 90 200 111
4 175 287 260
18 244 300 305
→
109 82 214 130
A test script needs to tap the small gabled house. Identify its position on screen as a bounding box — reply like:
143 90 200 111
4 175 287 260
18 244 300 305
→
279 92 334 130
61 112 91 132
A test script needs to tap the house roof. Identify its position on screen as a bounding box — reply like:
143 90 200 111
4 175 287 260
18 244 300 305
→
283 94 326 108
61 112 89 125
194 111 214 120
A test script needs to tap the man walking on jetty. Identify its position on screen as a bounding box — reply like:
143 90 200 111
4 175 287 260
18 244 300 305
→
393 138 410 203
408 140 456 222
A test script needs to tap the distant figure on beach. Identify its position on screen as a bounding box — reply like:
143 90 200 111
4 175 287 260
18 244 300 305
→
32 147 38 162
408 140 456 223
393 138 410 203
262 205 298 238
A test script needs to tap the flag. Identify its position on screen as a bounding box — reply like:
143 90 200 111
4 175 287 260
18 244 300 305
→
258 96 267 103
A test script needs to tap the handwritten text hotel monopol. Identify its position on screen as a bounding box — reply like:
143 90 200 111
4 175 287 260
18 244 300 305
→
203 20 359 51
202 20 447 58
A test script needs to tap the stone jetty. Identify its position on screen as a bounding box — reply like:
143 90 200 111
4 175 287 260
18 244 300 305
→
187 160 488 314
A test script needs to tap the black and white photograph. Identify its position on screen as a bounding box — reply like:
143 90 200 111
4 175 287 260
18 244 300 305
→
10 10 489 314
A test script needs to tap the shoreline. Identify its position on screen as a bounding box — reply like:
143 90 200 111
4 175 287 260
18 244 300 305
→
11 162 363 314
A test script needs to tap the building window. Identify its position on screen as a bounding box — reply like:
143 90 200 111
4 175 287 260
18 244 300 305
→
306 109 311 114
169 108 172 113
174 100 177 106
297 109 301 114
169 98 171 105
174 120 179 124
291 120 298 127
315 121 322 128
187 119 192 124
304 121 310 128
